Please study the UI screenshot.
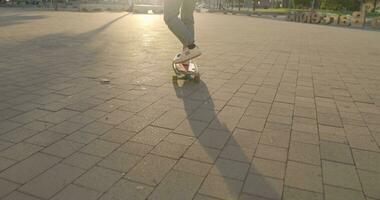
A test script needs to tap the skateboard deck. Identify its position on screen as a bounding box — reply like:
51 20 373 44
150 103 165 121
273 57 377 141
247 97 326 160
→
172 53 200 81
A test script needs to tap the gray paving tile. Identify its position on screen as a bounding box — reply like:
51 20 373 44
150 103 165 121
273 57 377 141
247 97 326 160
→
99 179 153 200
148 170 204 200
282 187 323 200
250 157 286 179
289 141 320 165
0 127 39 143
184 144 220 163
75 166 123 192
324 185 365 200
98 150 141 172
173 158 212 177
199 174 243 200
51 184 101 200
130 126 170 146
357 170 380 199
255 144 287 162
26 130 65 147
352 149 380 172
285 161 323 192
2 191 42 200
151 141 188 159
322 160 362 190
43 139 84 158
243 174 283 200
19 164 84 199
210 158 249 180
126 154 176 186
63 152 102 170
0 178 19 198
0 142 42 161
80 121 113 135
0 153 60 184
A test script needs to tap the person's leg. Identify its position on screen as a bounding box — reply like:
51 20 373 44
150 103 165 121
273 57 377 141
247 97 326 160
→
180 0 196 46
164 0 193 47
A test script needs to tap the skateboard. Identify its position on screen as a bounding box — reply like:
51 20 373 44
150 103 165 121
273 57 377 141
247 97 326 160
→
172 53 200 81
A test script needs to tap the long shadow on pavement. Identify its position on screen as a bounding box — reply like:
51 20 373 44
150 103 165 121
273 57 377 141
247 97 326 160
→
172 79 282 200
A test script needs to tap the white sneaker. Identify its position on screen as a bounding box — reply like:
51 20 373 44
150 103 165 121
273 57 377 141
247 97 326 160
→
174 46 201 63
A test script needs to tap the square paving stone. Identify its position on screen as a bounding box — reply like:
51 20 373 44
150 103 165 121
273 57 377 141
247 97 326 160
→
289 141 320 165
26 130 65 147
227 128 260 149
80 139 119 157
49 121 84 135
250 157 286 179
38 109 79 124
99 179 153 200
184 144 220 163
99 128 135 144
43 139 84 158
0 142 42 161
118 141 154 156
243 174 283 200
322 160 362 190
11 109 51 124
19 164 84 199
130 126 170 146
0 153 60 184
292 117 318 134
0 121 21 135
357 170 380 199
63 152 102 169
126 154 176 186
259 128 290 148
173 119 208 137
173 158 212 177
237 116 266 132
51 184 101 200
2 191 41 200
291 130 319 145
98 110 134 125
199 174 243 200
65 131 98 144
164 133 195 146
285 161 323 193
255 144 287 162
282 186 323 200
116 115 153 132
151 141 188 159
80 121 114 135
220 144 254 163
189 108 217 123
209 106 245 131
0 127 39 143
324 185 365 200
352 149 380 172
75 166 123 192
196 128 231 149
148 170 204 200
0 178 19 198
320 141 354 164
152 109 187 129
210 158 249 180
98 151 142 172
0 157 16 172
0 140 13 151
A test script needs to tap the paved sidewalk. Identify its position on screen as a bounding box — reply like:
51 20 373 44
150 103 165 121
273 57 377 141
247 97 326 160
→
1 8 380 200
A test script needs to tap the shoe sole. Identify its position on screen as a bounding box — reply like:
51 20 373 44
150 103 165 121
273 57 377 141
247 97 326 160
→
174 52 202 64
